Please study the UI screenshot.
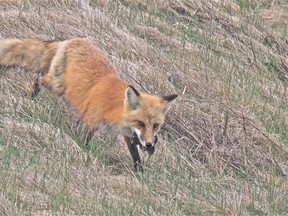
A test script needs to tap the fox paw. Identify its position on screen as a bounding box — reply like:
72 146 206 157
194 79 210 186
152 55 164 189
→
134 161 144 173
29 80 41 99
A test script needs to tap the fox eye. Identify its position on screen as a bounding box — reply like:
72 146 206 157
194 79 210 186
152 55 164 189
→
153 123 159 129
137 120 145 128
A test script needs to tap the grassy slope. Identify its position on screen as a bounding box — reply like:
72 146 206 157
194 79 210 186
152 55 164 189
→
0 0 287 215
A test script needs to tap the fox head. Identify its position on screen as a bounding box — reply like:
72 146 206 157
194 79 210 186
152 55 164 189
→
124 85 178 149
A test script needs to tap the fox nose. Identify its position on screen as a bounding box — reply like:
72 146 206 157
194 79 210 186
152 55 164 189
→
146 143 153 148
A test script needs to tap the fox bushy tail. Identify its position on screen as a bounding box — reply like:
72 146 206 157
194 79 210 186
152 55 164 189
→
0 39 59 72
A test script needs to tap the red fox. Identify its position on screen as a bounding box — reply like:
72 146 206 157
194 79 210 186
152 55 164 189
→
0 38 178 171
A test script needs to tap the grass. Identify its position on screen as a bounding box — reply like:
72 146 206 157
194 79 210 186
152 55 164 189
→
1 0 288 215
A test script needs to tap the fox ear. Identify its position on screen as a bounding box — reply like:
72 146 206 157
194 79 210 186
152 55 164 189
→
125 85 141 110
162 94 178 113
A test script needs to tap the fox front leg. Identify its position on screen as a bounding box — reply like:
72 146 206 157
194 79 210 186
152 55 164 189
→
124 136 143 172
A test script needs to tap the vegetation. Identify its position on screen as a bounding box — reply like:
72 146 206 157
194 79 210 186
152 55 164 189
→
0 0 287 215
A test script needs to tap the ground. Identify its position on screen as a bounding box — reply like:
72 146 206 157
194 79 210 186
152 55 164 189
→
0 0 287 215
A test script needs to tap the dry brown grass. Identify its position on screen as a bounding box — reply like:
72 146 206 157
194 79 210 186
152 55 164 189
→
0 0 287 215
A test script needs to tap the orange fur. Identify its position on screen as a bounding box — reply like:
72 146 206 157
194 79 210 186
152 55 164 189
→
0 37 178 171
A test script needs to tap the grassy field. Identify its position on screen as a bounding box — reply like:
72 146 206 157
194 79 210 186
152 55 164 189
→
0 0 287 215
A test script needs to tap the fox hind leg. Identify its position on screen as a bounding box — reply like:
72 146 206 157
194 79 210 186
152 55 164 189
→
33 73 65 95
29 74 53 99
29 78 41 99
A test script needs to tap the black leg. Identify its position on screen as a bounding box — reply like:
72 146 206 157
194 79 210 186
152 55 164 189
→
124 136 143 172
30 78 41 99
